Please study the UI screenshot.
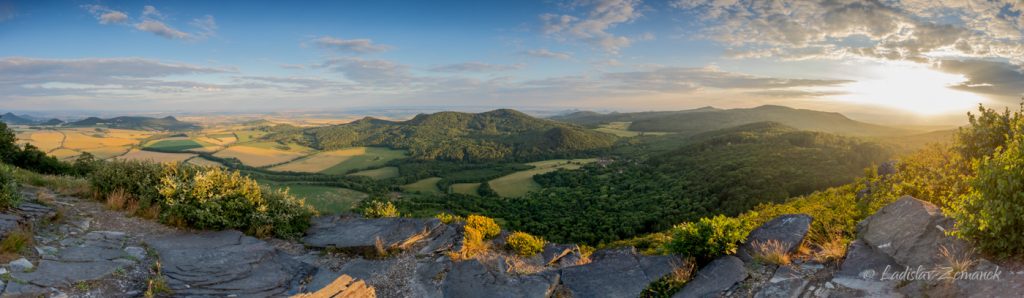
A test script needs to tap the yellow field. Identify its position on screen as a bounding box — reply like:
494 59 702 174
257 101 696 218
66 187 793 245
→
450 183 481 196
196 135 237 146
63 131 137 149
49 148 82 159
489 159 597 198
213 144 310 167
27 131 65 152
348 167 399 180
118 150 196 163
269 147 370 173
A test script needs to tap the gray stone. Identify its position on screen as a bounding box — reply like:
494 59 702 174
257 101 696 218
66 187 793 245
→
561 248 672 298
34 246 57 256
146 230 315 298
10 259 122 288
418 224 460 255
1 281 49 297
409 255 452 298
303 216 442 252
738 214 812 262
124 246 146 260
857 196 968 268
541 243 582 267
441 259 559 298
837 239 900 279
338 258 398 282
675 256 748 298
9 258 33 272
754 266 808 298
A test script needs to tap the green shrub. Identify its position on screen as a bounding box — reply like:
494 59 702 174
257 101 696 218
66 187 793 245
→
466 215 500 239
90 160 163 208
435 212 464 224
506 231 545 256
362 200 400 218
157 163 314 239
948 132 1024 256
0 164 20 209
664 215 750 262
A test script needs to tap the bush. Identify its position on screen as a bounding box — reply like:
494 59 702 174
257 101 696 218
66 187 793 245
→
0 164 20 209
948 133 1024 256
90 160 163 209
664 215 750 262
466 215 500 239
435 212 464 224
158 163 314 239
362 200 399 218
506 231 545 256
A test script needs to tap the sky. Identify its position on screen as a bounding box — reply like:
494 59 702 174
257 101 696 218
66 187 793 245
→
1 0 1023 124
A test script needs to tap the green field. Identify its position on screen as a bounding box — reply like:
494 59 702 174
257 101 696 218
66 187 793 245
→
595 122 641 137
145 139 205 152
489 159 597 198
233 130 267 142
320 147 408 175
266 183 369 214
401 177 443 194
348 166 400 180
450 183 481 196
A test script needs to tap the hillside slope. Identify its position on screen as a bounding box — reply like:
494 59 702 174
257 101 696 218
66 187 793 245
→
67 116 199 131
268 109 618 162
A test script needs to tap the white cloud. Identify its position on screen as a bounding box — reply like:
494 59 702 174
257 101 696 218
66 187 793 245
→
313 36 393 53
541 0 643 54
319 57 420 87
142 5 163 19
81 5 216 41
135 20 190 39
99 11 128 24
523 49 572 60
429 62 523 73
674 0 1024 63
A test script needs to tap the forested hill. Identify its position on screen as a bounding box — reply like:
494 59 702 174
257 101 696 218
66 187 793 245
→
400 121 893 244
267 109 618 162
67 116 199 131
556 105 912 137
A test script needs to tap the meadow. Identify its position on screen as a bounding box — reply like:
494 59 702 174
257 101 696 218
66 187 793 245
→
401 177 443 194
269 147 407 174
489 159 597 197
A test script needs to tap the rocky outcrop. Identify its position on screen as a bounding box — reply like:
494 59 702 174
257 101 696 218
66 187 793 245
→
675 256 748 298
441 259 560 298
561 248 679 298
857 196 967 268
291 274 376 298
304 216 443 252
147 230 315 297
737 214 811 262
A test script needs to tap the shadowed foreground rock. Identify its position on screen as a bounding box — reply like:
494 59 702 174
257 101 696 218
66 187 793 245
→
561 248 679 298
304 216 443 252
675 255 747 298
147 230 315 297
737 214 811 262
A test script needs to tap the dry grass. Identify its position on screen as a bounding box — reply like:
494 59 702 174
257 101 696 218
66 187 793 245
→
751 239 791 265
0 227 33 254
504 256 545 275
106 189 130 210
214 145 307 167
939 245 977 276
118 150 196 163
667 259 696 285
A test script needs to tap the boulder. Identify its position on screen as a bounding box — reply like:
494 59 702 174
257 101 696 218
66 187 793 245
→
836 239 900 279
8 258 33 272
541 243 583 267
754 266 808 298
441 259 559 298
675 256 747 298
857 196 968 268
738 214 812 262
146 230 314 297
561 248 679 298
418 223 461 255
303 216 443 252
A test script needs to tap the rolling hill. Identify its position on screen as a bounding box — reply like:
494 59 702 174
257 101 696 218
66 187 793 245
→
267 109 618 162
67 116 199 131
555 105 914 137
0 113 43 125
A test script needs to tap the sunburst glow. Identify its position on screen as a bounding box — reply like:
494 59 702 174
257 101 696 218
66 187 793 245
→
833 62 984 115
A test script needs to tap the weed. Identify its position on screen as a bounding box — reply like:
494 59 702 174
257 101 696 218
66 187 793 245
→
751 239 791 265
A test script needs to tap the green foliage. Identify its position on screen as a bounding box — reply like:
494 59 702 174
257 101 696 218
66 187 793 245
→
0 164 19 209
361 200 399 218
90 160 164 209
434 212 464 224
466 215 501 239
664 215 751 262
476 182 498 197
0 228 32 253
506 231 545 256
157 164 314 238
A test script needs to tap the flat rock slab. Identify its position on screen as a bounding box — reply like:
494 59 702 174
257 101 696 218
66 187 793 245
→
146 230 314 298
754 265 808 298
857 196 967 268
304 216 442 251
8 231 134 290
675 256 748 298
837 239 900 278
738 214 811 262
561 248 678 298
441 259 559 298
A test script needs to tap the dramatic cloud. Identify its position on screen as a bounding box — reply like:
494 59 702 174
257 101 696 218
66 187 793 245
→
674 0 1024 63
429 62 523 73
523 49 572 60
541 0 643 54
313 36 393 54
938 60 1024 100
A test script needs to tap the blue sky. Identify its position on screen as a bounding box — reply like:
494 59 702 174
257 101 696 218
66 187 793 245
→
1 0 1023 124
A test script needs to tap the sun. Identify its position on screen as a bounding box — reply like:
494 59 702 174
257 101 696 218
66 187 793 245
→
832 62 984 115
